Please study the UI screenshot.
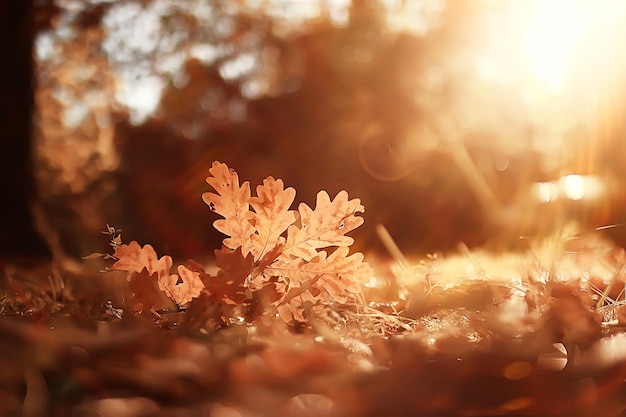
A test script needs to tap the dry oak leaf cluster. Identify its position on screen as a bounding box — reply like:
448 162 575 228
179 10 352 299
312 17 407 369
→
203 161 372 322
112 242 204 311
112 161 372 323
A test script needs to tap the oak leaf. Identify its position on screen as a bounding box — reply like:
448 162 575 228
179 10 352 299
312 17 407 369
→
202 161 255 256
209 246 255 304
284 190 364 261
169 265 206 305
271 247 370 321
126 270 173 312
248 176 297 259
203 161 373 323
112 241 204 310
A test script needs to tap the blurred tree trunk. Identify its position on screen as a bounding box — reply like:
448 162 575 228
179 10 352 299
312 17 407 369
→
0 0 49 257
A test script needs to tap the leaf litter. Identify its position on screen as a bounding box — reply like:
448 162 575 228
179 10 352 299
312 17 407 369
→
2 161 626 416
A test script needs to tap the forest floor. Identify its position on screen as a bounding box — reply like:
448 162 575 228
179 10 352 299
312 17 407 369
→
3 230 626 417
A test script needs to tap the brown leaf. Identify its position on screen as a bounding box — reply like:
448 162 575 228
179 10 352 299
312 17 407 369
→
127 270 173 312
208 247 255 304
81 252 108 260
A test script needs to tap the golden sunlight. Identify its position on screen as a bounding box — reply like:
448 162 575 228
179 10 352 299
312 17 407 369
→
523 0 626 92
426 1 626 219
525 0 585 91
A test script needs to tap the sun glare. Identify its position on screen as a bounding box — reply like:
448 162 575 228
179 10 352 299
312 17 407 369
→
523 0 626 92
525 0 585 91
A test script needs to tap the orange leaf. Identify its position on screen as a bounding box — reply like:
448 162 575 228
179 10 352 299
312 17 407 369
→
113 241 171 281
284 190 365 261
271 247 372 322
248 176 297 259
201 162 370 324
113 241 204 309
202 162 255 255
164 265 205 305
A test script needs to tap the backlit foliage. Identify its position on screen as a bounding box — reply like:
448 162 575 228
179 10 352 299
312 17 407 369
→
112 161 371 324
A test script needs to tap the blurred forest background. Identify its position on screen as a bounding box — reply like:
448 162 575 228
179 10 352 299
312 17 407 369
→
2 0 626 265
